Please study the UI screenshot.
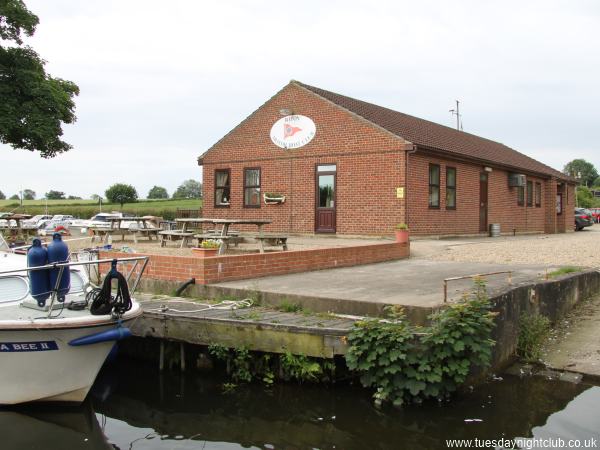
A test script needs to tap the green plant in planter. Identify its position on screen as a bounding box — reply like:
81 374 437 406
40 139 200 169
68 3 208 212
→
200 239 220 249
264 192 284 198
395 223 409 230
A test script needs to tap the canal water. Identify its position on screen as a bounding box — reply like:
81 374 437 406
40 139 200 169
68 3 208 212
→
2 359 599 450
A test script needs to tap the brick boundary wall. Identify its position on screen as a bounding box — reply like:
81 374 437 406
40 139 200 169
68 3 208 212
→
100 242 409 285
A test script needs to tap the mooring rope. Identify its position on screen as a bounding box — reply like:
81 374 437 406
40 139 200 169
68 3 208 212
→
144 298 253 314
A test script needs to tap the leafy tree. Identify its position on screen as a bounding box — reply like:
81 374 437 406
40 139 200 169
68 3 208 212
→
173 179 202 199
0 0 79 158
9 194 18 200
45 190 65 200
593 176 600 188
22 188 35 200
67 195 81 200
105 183 138 207
147 185 169 199
576 186 597 209
563 159 599 187
0 190 5 200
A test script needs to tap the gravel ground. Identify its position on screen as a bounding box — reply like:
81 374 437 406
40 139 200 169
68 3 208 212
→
61 232 386 257
38 226 599 266
419 226 599 268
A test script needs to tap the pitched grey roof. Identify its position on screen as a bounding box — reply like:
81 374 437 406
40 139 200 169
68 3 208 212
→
296 81 568 180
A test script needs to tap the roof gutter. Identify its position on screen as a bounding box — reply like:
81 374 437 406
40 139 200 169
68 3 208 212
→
415 144 573 182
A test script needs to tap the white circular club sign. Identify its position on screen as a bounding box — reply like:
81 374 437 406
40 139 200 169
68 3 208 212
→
270 115 316 149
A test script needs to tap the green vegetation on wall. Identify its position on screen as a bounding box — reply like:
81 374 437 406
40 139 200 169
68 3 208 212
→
346 281 496 407
207 344 334 388
517 313 550 362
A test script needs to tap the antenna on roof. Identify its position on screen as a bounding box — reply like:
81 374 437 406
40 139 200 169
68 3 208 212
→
449 100 463 131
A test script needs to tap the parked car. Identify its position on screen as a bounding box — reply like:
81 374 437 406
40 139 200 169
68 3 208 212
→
0 212 11 227
51 214 74 222
575 208 594 231
21 214 53 229
589 208 600 223
38 219 72 236
83 212 139 230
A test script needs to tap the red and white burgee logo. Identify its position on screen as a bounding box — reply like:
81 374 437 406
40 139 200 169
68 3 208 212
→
284 123 302 138
270 115 316 149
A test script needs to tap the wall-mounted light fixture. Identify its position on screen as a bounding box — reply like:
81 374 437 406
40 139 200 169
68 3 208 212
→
484 166 493 172
279 108 293 116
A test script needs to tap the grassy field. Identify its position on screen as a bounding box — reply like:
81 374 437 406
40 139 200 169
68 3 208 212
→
0 198 202 220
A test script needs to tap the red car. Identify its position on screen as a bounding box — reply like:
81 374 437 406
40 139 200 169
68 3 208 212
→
590 208 600 223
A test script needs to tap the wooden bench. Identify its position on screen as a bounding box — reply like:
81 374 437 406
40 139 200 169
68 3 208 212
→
130 228 160 244
203 228 240 237
158 230 195 248
90 228 133 244
251 234 288 253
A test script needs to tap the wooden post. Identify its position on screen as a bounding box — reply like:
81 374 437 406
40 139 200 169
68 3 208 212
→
159 341 165 371
180 342 186 372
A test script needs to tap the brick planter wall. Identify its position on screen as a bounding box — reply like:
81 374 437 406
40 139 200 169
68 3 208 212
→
100 242 409 285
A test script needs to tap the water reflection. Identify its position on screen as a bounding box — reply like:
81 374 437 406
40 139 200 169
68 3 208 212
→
1 402 112 450
1 360 599 450
529 387 600 446
89 361 600 450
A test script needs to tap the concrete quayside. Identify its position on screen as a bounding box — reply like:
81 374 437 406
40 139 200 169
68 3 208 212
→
126 231 600 376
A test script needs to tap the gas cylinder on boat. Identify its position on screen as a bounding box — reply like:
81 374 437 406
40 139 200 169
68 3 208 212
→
27 238 50 306
47 232 70 301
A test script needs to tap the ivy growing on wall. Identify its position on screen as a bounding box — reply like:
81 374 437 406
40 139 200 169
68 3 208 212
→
345 281 497 407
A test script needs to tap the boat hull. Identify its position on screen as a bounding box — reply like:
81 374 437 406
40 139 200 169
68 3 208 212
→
0 305 141 405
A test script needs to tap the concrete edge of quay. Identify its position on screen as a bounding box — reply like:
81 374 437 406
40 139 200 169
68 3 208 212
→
133 268 600 374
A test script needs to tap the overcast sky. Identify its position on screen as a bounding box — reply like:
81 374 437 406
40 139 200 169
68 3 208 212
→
2 0 599 199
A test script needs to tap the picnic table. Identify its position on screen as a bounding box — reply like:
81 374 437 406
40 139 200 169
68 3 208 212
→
0 214 33 241
158 230 195 248
176 218 274 255
90 216 160 244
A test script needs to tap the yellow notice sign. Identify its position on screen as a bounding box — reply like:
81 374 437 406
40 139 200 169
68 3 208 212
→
396 187 405 199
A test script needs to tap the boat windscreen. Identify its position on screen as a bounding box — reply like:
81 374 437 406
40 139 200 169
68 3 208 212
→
0 234 9 252
0 276 29 303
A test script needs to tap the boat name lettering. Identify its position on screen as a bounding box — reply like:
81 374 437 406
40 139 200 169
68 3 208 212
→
0 341 59 352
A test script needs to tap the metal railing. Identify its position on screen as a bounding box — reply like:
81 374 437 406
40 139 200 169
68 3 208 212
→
0 256 149 294
443 270 512 303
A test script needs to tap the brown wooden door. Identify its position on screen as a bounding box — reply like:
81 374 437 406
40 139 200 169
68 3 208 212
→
479 173 488 232
315 165 336 233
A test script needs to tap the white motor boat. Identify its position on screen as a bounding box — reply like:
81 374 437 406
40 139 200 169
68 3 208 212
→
0 234 147 405
21 214 53 230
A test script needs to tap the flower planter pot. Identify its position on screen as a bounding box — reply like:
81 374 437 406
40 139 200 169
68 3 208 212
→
395 230 409 244
192 247 218 257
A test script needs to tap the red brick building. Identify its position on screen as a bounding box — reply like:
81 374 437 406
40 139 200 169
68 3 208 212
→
198 81 575 236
